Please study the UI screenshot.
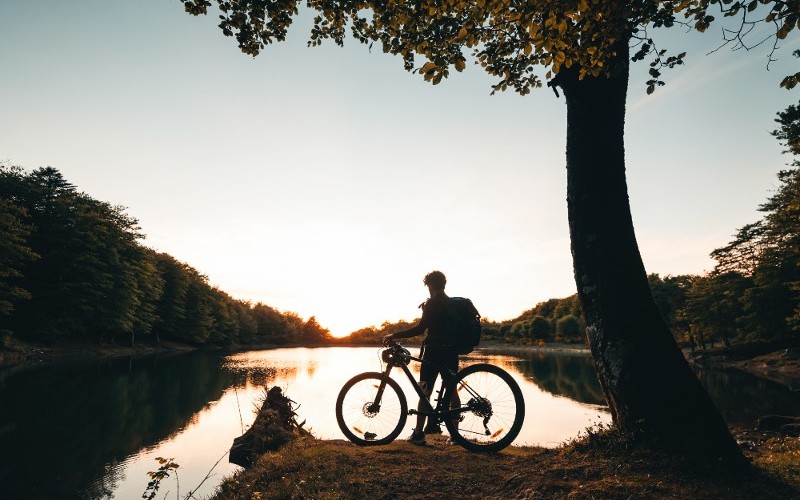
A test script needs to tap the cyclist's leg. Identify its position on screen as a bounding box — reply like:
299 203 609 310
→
422 347 459 434
413 345 440 438
441 351 460 428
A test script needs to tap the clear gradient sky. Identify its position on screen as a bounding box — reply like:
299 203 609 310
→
1 1 798 336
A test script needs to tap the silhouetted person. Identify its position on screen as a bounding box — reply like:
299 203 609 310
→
384 270 457 445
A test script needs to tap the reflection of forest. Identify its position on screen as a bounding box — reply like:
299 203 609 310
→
498 350 800 428
507 351 606 405
697 368 800 426
0 352 240 499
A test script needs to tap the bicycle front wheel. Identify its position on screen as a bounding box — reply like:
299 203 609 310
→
336 372 408 446
444 363 525 452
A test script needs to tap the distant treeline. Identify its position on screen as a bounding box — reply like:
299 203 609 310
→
332 294 583 346
0 165 331 347
2 106 797 351
337 102 800 349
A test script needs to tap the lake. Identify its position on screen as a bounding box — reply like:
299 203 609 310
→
1 346 798 499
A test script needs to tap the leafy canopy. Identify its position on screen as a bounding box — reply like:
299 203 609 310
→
180 0 799 93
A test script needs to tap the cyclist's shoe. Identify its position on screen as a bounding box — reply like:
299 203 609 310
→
423 422 442 435
407 430 426 446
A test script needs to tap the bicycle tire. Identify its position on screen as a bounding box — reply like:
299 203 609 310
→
335 372 408 446
443 363 525 452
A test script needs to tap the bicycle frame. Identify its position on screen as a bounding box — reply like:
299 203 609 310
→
374 344 475 423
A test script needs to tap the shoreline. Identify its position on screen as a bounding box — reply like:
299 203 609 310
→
686 341 800 389
0 338 592 369
3 337 800 389
0 337 292 369
0 336 196 368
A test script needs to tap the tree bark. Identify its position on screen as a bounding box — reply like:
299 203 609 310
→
555 40 745 467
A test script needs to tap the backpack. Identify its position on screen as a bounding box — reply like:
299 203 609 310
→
445 297 482 354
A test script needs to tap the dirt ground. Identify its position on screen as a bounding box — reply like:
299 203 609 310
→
211 429 800 500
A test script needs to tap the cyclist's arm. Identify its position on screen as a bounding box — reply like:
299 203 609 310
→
387 302 432 340
390 322 426 339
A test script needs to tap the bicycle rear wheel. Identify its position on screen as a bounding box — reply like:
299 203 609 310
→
336 372 408 446
443 363 524 452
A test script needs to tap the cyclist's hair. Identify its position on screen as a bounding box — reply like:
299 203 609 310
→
423 271 446 291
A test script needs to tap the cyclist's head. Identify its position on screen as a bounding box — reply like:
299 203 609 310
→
423 271 446 292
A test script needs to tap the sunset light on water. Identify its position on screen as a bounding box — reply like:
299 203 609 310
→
96 348 611 499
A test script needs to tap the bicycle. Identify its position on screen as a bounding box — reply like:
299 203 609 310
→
335 339 525 452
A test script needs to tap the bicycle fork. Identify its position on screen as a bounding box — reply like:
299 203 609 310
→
367 361 397 411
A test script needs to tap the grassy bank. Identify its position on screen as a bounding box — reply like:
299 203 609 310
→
211 429 800 499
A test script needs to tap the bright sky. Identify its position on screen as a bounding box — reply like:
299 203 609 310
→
1 1 798 337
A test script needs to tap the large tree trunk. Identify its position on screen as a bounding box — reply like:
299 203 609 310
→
555 41 745 467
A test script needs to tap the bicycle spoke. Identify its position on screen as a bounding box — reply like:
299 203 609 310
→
444 364 525 452
336 372 408 446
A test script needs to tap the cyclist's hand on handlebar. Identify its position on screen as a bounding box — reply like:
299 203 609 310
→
382 334 396 346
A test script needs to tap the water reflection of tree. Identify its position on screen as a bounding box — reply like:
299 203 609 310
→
507 352 606 406
222 356 279 388
500 349 800 428
0 352 239 499
84 458 125 500
696 368 800 427
231 367 278 387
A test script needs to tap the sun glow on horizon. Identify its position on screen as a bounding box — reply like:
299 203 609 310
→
205 238 580 339
149 200 581 339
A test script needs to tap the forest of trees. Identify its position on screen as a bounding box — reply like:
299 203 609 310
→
1 100 797 351
3 119 797 351
0 165 331 347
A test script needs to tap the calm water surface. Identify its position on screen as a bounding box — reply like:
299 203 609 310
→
0 346 797 499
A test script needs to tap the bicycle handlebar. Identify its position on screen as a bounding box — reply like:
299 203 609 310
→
381 338 412 365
